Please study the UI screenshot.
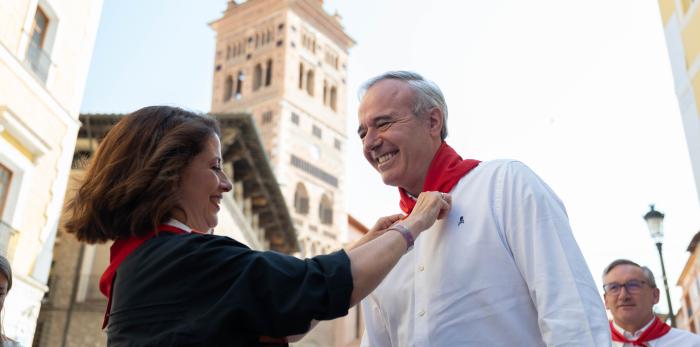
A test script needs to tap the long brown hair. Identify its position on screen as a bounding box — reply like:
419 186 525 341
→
64 106 220 243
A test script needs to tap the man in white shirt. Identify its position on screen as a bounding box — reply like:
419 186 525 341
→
356 70 610 346
604 259 700 346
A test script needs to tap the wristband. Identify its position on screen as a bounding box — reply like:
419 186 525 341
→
390 224 414 251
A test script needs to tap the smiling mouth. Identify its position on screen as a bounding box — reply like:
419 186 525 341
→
210 195 222 208
375 151 397 165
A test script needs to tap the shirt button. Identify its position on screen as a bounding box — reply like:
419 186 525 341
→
418 309 425 317
418 265 425 272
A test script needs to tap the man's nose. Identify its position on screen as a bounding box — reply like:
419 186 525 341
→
363 129 381 153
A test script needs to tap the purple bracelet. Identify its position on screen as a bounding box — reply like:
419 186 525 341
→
391 224 414 251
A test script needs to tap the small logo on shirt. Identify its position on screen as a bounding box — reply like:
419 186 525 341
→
458 216 464 226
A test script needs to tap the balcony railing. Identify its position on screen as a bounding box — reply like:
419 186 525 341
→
24 39 51 83
0 221 19 261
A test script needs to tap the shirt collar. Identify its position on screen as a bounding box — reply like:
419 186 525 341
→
165 218 193 233
612 317 656 339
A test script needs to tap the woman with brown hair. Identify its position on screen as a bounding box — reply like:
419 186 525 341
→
64 106 450 346
0 256 20 347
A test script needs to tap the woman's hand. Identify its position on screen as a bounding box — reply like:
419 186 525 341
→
345 191 451 306
400 191 451 238
346 214 403 251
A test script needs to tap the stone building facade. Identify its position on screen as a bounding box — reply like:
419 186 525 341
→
209 1 355 345
0 0 103 344
676 230 700 333
657 0 700 202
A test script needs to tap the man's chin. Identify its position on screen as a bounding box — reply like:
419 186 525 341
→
380 175 401 188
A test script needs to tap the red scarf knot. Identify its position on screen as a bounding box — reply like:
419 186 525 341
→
398 142 480 214
609 317 671 346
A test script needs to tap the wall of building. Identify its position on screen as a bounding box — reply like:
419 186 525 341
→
0 0 103 344
210 1 356 345
677 241 700 333
658 0 700 202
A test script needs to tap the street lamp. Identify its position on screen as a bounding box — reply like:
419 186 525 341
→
643 204 676 327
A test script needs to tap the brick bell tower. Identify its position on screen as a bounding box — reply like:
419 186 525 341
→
210 0 354 258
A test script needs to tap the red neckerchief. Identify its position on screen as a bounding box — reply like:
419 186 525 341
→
610 317 671 346
99 224 198 328
399 142 480 214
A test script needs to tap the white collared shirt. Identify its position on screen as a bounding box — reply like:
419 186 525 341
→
361 160 610 347
165 219 192 233
612 319 700 347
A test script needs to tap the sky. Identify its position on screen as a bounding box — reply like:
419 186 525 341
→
81 0 700 315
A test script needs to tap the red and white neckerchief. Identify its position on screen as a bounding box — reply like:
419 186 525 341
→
610 317 671 347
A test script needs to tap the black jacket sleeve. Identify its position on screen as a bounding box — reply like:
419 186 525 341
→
109 233 353 344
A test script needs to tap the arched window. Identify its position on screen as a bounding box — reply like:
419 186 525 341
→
265 59 273 86
224 75 233 101
306 69 315 96
323 80 328 105
298 63 304 89
330 86 338 111
235 71 244 99
319 194 333 225
253 64 262 91
294 183 309 215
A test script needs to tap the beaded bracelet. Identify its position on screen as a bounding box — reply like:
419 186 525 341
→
390 224 414 251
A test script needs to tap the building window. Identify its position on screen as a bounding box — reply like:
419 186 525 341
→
302 32 316 52
330 86 338 111
319 194 333 225
265 59 273 86
262 111 273 124
306 69 315 96
294 183 309 215
323 80 328 105
324 47 339 69
253 64 263 91
298 63 304 89
334 138 342 151
312 125 322 139
687 294 694 319
26 7 51 82
235 71 244 99
224 75 234 101
0 164 11 218
291 112 300 125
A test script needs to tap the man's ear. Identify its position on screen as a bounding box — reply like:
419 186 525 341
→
427 107 443 138
653 287 661 304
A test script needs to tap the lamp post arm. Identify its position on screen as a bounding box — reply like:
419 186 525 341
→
656 242 676 327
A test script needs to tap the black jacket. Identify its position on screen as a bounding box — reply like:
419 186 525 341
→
106 232 352 346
